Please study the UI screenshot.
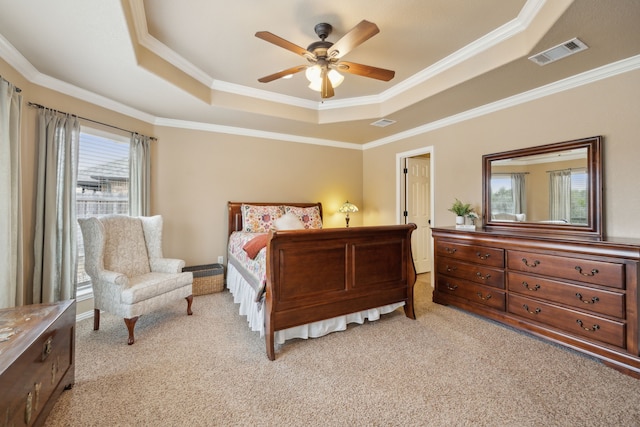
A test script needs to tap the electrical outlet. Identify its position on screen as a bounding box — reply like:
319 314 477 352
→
217 255 224 264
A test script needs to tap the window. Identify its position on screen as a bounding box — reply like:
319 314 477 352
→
76 127 130 290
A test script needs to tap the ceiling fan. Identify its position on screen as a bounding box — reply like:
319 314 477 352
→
255 20 395 99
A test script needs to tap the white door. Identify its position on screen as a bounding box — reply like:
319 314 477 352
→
406 157 431 273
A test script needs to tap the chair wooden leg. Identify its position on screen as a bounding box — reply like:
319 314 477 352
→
93 309 100 331
124 317 139 345
185 295 193 315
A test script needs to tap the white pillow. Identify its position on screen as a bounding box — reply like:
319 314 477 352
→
273 212 305 230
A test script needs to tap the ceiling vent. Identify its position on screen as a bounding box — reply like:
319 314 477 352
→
370 118 396 127
528 38 588 66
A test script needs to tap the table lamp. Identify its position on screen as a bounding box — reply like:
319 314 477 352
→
338 201 359 227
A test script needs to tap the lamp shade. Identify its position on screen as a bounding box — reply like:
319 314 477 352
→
306 67 344 92
338 201 359 213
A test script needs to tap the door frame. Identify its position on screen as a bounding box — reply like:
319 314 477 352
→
396 146 435 285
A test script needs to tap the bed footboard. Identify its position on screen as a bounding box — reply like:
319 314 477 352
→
264 224 417 360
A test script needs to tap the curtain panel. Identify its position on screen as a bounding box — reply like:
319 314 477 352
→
511 173 526 215
33 109 80 303
549 169 571 222
0 78 24 309
129 133 151 217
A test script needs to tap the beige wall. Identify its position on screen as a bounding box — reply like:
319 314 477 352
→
151 126 363 266
363 69 640 240
2 58 362 307
3 57 639 311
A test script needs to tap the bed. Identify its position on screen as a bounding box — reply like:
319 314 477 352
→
227 201 417 360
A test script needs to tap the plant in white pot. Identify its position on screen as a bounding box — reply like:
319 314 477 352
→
448 199 475 225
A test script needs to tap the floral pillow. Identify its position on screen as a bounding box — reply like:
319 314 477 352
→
241 204 284 233
284 205 323 229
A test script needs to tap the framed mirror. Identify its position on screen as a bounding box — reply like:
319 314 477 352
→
482 136 603 239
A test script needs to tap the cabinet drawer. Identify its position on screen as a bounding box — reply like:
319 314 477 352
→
437 258 505 289
436 241 504 268
436 276 505 310
508 294 626 348
507 250 625 289
508 272 625 318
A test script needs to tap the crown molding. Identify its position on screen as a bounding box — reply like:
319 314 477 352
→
125 0 555 117
154 117 361 150
363 55 640 150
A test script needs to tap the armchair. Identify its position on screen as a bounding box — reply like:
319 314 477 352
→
78 215 193 344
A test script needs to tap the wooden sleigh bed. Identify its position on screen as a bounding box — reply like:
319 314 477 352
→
227 201 417 360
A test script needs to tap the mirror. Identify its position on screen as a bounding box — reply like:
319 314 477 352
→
482 136 603 239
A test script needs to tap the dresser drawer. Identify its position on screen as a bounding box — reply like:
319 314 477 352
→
436 276 506 310
508 294 626 348
436 241 504 268
507 250 625 289
437 258 505 289
507 272 625 318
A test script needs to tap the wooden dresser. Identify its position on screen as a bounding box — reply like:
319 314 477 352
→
0 300 76 426
432 227 640 378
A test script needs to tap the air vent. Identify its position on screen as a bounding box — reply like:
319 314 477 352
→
370 118 396 127
528 38 588 66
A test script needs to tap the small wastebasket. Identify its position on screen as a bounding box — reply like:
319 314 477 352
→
182 263 225 295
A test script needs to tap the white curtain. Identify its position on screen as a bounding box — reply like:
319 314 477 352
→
511 173 526 215
33 109 80 303
549 169 571 222
129 133 151 216
0 78 24 309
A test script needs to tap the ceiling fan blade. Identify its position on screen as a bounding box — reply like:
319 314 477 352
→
257 65 307 83
327 20 380 59
321 68 334 99
337 61 395 81
255 31 314 58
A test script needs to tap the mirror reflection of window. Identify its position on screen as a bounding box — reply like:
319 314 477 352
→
490 173 526 221
549 168 587 224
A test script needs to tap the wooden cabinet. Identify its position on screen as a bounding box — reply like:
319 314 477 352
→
0 300 76 426
432 227 640 378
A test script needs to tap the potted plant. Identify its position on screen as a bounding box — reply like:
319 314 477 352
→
448 198 474 225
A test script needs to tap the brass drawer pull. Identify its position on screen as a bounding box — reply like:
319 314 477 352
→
522 304 541 315
476 292 492 301
576 319 600 332
575 293 600 304
575 266 599 277
475 272 491 280
446 283 458 291
445 265 457 273
522 281 540 291
42 336 53 361
445 247 457 254
521 258 540 268
476 252 491 260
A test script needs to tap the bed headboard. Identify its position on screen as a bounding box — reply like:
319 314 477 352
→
227 201 323 237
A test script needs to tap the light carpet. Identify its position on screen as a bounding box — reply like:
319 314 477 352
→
44 275 640 426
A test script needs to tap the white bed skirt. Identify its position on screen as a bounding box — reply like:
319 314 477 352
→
226 263 405 345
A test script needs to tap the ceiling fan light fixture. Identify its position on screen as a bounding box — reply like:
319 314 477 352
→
306 67 344 92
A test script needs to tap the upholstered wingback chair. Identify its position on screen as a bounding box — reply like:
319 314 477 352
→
78 215 193 344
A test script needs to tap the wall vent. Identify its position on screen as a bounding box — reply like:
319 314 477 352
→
370 118 396 127
528 38 588 66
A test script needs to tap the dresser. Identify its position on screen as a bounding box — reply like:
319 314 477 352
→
432 227 640 378
0 300 76 426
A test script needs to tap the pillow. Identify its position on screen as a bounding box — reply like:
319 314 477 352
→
284 205 322 229
241 204 284 233
243 234 269 259
273 212 305 230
